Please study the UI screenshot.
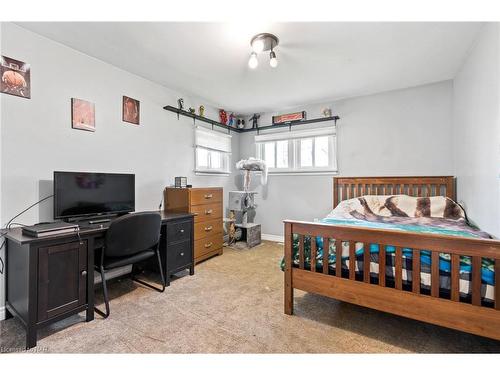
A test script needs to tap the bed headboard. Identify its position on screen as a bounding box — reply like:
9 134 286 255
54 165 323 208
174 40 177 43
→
333 176 455 208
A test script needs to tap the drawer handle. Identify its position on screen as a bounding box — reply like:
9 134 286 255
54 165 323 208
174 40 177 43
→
205 209 213 215
204 226 213 232
204 242 213 248
81 270 87 277
179 229 185 234
204 194 213 199
180 252 184 256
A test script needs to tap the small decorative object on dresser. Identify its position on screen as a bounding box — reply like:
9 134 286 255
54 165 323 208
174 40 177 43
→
188 107 196 114
165 187 223 264
199 105 205 117
174 176 187 188
322 107 332 117
272 111 306 124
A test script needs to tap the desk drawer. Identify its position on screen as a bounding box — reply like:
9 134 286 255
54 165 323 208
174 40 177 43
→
191 203 222 223
167 240 192 272
194 218 222 240
166 219 192 244
194 234 223 259
190 189 222 206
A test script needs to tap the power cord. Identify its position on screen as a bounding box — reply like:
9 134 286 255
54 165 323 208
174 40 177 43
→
0 194 54 275
4 194 54 230
158 193 164 211
0 230 7 274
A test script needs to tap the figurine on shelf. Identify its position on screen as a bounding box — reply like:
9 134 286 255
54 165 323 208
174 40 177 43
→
322 107 332 117
219 109 228 125
177 98 184 111
237 118 245 129
188 107 196 114
228 113 235 127
250 113 260 129
199 105 205 117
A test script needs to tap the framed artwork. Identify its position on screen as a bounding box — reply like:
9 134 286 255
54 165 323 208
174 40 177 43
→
122 96 140 125
272 111 306 125
1 56 31 99
71 98 95 132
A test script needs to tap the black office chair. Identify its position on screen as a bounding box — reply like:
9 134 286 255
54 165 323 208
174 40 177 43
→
94 212 166 318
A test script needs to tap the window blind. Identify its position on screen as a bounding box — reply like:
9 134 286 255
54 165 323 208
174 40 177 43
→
254 126 335 143
195 126 232 153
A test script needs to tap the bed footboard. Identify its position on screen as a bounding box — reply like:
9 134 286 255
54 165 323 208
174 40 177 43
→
283 220 500 340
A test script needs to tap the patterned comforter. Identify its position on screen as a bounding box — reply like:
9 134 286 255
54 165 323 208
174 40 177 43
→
281 195 496 303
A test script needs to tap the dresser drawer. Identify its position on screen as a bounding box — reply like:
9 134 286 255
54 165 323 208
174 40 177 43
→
166 219 192 244
194 234 223 259
190 189 222 206
191 203 222 223
194 218 222 240
166 240 192 272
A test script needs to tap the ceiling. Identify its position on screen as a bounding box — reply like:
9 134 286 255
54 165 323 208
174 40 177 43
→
17 22 483 114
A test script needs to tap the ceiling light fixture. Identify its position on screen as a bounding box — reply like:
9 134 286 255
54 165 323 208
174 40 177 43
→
248 33 279 69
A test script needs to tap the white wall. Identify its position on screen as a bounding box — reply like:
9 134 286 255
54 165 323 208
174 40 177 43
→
453 23 500 238
239 81 454 236
0 23 239 317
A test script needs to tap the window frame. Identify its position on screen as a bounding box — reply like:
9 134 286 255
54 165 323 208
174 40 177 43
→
255 127 337 175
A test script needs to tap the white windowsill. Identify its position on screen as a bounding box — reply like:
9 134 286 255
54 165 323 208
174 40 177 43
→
268 170 339 176
195 170 231 177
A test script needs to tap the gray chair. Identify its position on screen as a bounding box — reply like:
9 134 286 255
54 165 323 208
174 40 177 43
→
94 212 165 318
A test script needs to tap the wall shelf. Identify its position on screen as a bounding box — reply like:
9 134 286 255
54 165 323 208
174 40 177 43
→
163 105 340 134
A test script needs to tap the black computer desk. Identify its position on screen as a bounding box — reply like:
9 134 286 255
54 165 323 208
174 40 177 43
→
4 211 194 349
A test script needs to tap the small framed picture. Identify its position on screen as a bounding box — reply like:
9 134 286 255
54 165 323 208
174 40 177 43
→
71 98 95 132
272 111 306 125
1 56 31 99
175 177 187 188
122 96 140 125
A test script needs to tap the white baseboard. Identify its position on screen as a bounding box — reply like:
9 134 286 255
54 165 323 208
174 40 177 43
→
0 306 5 321
262 233 284 243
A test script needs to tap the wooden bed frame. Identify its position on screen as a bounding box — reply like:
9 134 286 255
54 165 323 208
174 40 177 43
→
284 176 500 340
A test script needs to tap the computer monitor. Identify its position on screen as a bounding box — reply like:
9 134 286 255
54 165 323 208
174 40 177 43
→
54 171 135 220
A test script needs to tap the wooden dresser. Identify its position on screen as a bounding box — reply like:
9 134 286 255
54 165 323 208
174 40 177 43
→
164 187 223 264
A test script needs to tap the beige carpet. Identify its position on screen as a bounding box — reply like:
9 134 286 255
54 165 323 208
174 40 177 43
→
1 241 499 353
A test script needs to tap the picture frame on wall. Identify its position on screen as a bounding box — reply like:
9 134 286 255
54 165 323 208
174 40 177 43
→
272 111 306 125
0 55 31 99
122 96 140 125
71 98 95 132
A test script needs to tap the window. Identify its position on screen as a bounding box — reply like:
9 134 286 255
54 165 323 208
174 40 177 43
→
195 126 231 174
256 127 337 174
276 140 289 168
261 140 289 169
